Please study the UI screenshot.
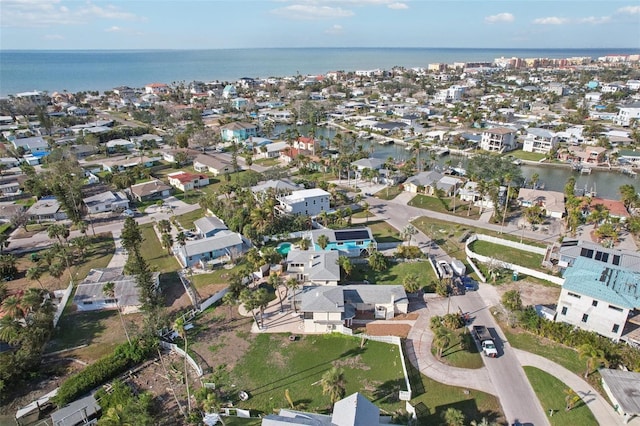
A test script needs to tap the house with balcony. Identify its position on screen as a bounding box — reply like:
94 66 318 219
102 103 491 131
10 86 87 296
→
83 191 129 214
294 284 408 333
559 145 606 165
555 257 640 342
167 171 210 192
286 250 341 286
479 127 517 152
309 227 376 257
522 128 558 154
220 122 258 143
144 83 169 95
176 230 246 268
615 103 640 127
276 188 330 216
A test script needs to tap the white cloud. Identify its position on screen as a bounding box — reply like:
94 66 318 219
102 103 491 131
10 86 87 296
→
1 0 144 28
43 34 65 40
532 16 569 25
271 4 355 20
388 3 408 10
484 12 515 23
617 6 640 15
105 26 123 32
325 24 344 34
577 16 611 24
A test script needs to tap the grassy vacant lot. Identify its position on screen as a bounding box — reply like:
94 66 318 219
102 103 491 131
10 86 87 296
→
8 233 115 293
229 334 407 416
509 150 547 162
408 194 482 219
524 367 598 426
349 260 437 285
375 185 403 200
431 329 483 369
468 239 545 271
140 224 180 272
410 375 504 425
368 220 403 243
175 208 204 230
190 268 239 289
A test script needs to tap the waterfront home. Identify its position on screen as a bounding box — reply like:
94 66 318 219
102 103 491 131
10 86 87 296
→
220 121 258 142
194 216 228 238
558 145 606 165
615 103 640 127
404 171 462 196
26 197 67 222
584 198 630 222
555 257 640 342
286 250 341 286
618 149 640 166
250 179 300 201
167 171 210 192
276 188 330 216
517 188 565 219
176 230 246 268
193 154 234 176
144 83 169 95
295 285 408 333
129 180 172 202
309 227 376 257
82 191 129 213
351 157 385 179
73 267 160 313
260 141 288 159
479 127 517 152
545 239 640 273
522 128 558 154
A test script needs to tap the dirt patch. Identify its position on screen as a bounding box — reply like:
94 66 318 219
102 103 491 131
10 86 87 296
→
391 312 419 321
495 280 561 308
365 323 412 338
333 354 370 370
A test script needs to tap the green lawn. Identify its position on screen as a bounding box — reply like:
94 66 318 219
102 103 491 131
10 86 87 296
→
375 186 403 200
368 220 403 243
349 260 437 286
173 189 204 205
140 224 180 272
190 267 242 289
524 367 598 426
410 375 504 425
432 329 483 369
468 240 544 271
175 208 204 231
254 158 280 167
408 194 482 219
227 334 407 416
509 150 547 162
73 233 117 281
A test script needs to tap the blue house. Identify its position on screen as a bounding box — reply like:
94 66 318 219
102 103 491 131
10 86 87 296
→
194 216 228 238
220 121 258 143
12 136 49 155
309 227 377 257
176 231 246 268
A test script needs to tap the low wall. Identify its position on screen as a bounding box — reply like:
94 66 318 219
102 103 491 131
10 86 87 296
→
53 282 74 327
199 287 229 312
465 234 563 285
466 257 487 283
160 340 204 377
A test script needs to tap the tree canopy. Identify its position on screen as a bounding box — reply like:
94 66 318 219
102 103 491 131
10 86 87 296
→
466 154 523 185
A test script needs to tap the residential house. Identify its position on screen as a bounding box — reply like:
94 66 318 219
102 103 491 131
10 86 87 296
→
286 250 341 286
129 180 172 202
517 188 565 219
618 150 640 166
105 138 135 153
585 198 631 222
295 285 408 333
262 392 395 426
522 128 558 154
144 83 169 95
130 133 163 146
0 203 25 221
26 197 67 222
231 97 249 110
220 122 258 143
276 188 330 216
82 191 129 213
167 171 210 192
12 136 48 155
480 127 517 152
113 86 136 99
222 85 237 99
261 141 288 159
250 179 300 201
404 171 462 196
100 155 161 173
458 181 505 211
559 145 606 165
615 103 640 127
176 230 246 268
555 257 640 341
162 149 198 165
351 157 384 180
73 267 160 313
547 239 640 273
193 154 234 176
194 216 228 238
600 369 640 424
309 227 377 257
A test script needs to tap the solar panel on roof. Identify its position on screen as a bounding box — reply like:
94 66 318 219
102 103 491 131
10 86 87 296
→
334 230 369 241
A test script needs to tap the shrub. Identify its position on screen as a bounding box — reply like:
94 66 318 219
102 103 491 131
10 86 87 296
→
395 245 423 259
501 290 522 312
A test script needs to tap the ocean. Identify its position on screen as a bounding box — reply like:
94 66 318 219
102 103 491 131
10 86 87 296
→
1 47 637 96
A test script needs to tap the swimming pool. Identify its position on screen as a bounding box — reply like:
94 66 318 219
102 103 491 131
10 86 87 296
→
276 242 293 255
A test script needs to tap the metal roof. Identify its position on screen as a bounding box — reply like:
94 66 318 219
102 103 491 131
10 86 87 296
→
600 368 640 415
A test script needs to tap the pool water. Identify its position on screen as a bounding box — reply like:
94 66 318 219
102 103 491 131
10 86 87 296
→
276 242 292 255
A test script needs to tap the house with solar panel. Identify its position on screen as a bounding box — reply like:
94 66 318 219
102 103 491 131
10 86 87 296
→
555 257 640 343
309 227 377 257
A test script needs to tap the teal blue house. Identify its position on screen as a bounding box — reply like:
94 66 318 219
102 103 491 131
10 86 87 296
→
220 121 258 142
310 227 377 257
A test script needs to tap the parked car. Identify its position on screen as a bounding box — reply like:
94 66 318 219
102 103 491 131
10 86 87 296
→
122 209 135 218
462 276 478 291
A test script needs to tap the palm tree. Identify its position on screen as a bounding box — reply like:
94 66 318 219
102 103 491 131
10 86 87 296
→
174 316 192 413
443 407 465 426
321 367 346 404
103 282 131 345
337 256 353 278
401 224 418 246
26 266 46 290
361 201 371 224
1 296 24 319
578 343 607 379
564 388 581 411
317 234 329 250
176 231 187 247
530 173 540 190
161 233 174 254
434 326 451 358
501 173 513 231
222 292 238 318
285 278 299 313
0 316 21 344
268 273 284 313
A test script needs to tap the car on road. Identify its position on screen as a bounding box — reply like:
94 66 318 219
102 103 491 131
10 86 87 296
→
122 209 136 218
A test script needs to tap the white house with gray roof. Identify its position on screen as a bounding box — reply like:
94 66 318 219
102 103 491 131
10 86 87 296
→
26 197 67 222
404 171 462 196
83 191 129 213
600 368 640 424
295 284 408 333
194 216 228 238
286 250 341 286
176 230 246 268
555 257 640 342
262 392 394 426
276 188 330 216
523 128 558 154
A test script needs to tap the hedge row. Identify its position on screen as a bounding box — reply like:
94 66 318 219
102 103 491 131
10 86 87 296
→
53 339 156 407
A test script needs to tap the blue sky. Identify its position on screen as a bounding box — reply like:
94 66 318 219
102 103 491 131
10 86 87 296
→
1 0 639 50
